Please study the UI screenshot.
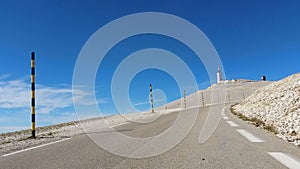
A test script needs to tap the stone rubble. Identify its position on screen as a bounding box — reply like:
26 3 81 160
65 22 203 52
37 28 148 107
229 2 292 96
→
233 73 300 146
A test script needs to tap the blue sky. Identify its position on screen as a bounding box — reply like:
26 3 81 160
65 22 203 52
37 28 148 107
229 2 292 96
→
0 0 299 133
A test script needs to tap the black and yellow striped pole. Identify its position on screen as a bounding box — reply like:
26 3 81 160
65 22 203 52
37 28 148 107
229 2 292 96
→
31 52 36 138
150 84 154 113
201 92 205 107
184 90 186 108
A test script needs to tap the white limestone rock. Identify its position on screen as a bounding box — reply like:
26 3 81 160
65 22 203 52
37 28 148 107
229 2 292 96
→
233 73 300 147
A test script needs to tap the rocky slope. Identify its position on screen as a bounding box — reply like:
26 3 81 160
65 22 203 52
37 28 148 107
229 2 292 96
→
233 73 300 146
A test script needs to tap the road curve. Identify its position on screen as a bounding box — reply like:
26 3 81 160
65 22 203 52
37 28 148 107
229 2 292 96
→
1 104 300 169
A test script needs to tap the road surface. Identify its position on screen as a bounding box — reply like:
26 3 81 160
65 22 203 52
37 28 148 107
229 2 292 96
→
1 104 300 168
1 82 300 168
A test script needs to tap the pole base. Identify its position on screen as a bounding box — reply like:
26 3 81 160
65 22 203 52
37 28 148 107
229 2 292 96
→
32 130 36 138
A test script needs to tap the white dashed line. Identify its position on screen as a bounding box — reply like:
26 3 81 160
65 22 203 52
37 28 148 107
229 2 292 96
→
2 138 71 157
226 121 238 127
268 152 300 169
223 116 229 120
236 129 264 142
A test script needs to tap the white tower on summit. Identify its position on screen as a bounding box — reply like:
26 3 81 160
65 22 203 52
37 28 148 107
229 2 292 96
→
217 65 222 84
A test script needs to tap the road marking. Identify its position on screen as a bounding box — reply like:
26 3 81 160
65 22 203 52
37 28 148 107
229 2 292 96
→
268 152 300 169
2 138 71 157
236 129 264 142
222 106 229 119
226 121 238 127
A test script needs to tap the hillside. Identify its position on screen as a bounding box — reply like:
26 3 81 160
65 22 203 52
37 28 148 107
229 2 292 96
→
233 73 300 146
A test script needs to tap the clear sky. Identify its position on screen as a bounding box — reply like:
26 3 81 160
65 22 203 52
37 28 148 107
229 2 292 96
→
0 0 299 133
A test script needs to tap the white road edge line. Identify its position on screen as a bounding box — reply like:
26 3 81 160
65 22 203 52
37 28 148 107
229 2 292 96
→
268 152 300 169
226 121 238 127
236 129 264 142
2 138 71 157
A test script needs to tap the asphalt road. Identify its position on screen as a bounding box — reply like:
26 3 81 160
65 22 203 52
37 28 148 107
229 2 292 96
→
1 104 300 169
